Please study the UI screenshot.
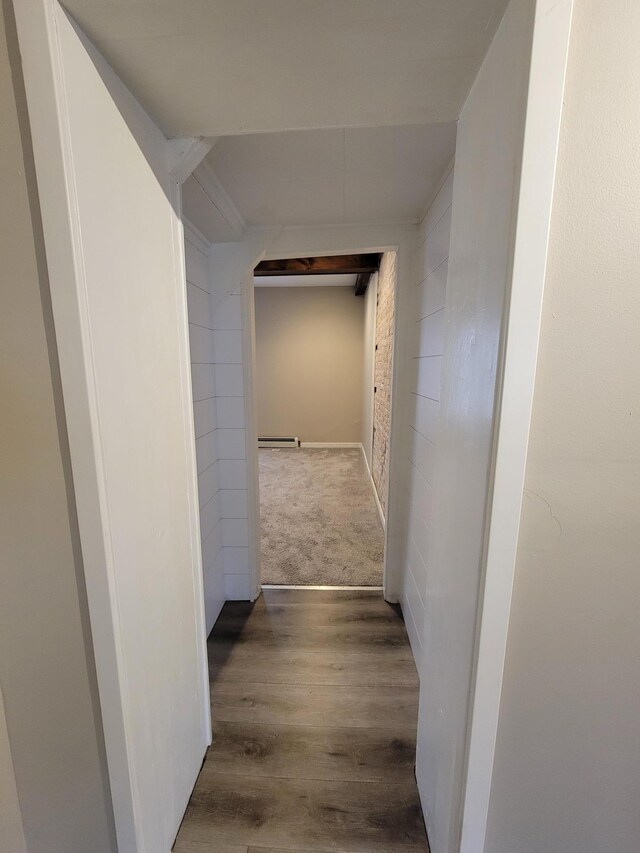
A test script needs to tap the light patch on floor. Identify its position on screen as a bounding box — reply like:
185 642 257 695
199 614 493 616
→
259 448 384 586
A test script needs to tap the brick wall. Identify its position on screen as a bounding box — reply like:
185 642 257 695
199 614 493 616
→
372 251 397 517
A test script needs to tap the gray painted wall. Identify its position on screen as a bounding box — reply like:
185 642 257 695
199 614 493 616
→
255 286 365 443
486 1 640 849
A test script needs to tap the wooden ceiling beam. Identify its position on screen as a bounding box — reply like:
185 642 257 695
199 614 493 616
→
354 272 372 296
254 254 380 276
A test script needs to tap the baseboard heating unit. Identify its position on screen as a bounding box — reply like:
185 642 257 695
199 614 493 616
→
258 436 300 449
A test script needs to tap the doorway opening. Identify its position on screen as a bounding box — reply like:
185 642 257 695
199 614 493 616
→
251 251 398 590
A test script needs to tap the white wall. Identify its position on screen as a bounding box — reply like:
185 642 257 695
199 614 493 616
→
362 272 378 468
485 1 640 850
186 220 250 614
15 5 210 850
185 226 226 631
205 223 414 596
401 165 454 670
408 1 534 851
254 285 365 443
207 243 256 601
0 4 116 850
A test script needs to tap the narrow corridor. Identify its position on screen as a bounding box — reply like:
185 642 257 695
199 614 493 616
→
173 589 429 852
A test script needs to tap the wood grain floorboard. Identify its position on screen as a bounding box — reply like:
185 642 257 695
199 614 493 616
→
247 847 382 853
215 602 405 631
209 648 418 687
174 589 428 852
173 842 247 853
210 682 419 729
207 720 417 783
247 849 355 853
178 773 428 853
208 622 410 653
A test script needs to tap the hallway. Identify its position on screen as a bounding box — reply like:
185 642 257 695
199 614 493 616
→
173 589 429 852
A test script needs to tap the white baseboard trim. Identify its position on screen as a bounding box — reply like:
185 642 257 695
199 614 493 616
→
360 444 385 529
300 442 362 448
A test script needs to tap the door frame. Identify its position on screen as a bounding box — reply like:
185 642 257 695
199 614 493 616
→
458 0 574 848
11 2 211 848
239 224 416 602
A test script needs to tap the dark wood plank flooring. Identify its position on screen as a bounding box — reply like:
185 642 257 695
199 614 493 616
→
173 588 429 853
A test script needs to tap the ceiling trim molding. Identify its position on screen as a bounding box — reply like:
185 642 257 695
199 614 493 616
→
168 136 217 183
191 159 245 238
182 215 212 254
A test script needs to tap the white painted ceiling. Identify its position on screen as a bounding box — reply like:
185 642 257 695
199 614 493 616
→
62 0 509 137
207 123 456 227
254 275 357 288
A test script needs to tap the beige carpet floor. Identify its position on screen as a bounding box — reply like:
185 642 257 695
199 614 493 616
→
259 448 384 586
